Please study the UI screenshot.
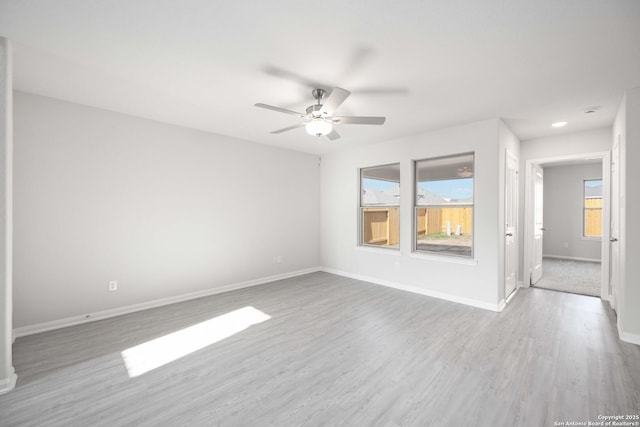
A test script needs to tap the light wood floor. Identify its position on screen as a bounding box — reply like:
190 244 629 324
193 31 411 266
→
1 272 639 426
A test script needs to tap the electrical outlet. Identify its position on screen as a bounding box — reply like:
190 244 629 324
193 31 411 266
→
563 242 569 248
108 280 118 292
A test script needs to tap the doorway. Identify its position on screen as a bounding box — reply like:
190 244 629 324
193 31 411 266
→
504 150 518 300
523 152 610 300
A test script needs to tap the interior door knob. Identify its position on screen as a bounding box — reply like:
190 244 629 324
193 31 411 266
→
610 237 618 242
540 227 547 231
506 233 513 237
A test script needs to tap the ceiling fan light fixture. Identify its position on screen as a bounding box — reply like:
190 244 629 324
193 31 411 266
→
305 119 333 136
256 86 385 140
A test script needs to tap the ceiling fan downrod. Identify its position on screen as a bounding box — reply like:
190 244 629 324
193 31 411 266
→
311 88 325 102
307 88 326 117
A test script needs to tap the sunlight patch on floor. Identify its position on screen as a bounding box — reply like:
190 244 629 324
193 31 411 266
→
121 306 270 377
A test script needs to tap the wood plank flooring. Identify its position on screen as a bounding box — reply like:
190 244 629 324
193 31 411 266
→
1 272 639 426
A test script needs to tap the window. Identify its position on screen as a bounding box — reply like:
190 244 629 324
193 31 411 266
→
584 179 602 238
415 153 474 257
360 164 400 249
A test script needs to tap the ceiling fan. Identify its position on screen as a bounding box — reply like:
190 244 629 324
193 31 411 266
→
254 87 386 140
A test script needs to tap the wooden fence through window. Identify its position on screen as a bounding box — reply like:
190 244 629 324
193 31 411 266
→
362 208 400 246
417 207 473 236
362 206 473 246
584 198 602 237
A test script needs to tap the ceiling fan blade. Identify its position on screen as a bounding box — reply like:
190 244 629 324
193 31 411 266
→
352 87 409 95
262 65 330 92
326 129 341 140
319 87 351 116
255 103 306 117
340 46 374 81
270 123 306 134
332 116 386 125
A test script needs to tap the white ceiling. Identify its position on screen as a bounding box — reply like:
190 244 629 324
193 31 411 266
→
1 1 639 155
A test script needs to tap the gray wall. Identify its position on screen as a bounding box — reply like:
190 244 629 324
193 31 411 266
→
13 92 321 328
542 163 602 261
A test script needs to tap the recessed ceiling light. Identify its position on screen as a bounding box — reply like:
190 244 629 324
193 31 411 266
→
552 121 567 128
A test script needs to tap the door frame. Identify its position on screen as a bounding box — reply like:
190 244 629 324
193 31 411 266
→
530 164 544 285
523 151 611 300
610 134 621 311
504 149 519 299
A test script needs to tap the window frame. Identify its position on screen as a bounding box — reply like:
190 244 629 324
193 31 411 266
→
413 153 475 258
359 163 401 250
583 178 603 239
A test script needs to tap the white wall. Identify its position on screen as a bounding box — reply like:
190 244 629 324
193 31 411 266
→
620 87 640 339
520 128 612 160
542 163 602 261
0 37 16 394
612 95 626 315
518 127 611 282
13 92 320 328
320 119 503 310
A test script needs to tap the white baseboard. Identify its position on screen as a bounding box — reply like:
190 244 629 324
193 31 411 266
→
0 368 17 395
13 267 321 338
320 267 502 312
618 319 640 346
543 254 601 263
506 287 520 304
498 286 521 312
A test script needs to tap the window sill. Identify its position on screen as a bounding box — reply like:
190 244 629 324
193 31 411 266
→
355 246 402 256
581 236 602 241
408 251 478 265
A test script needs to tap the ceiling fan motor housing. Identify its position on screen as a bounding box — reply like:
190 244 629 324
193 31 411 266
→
311 88 325 100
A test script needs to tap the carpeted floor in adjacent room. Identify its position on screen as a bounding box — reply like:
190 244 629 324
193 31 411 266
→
533 257 601 297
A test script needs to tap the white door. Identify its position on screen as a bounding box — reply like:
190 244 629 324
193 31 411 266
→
531 165 544 284
610 135 620 309
505 151 518 297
